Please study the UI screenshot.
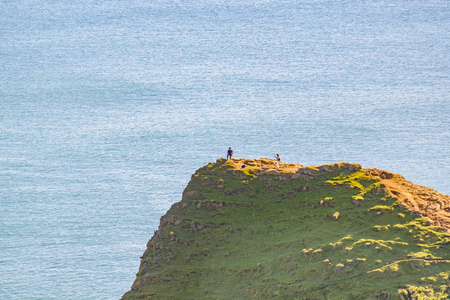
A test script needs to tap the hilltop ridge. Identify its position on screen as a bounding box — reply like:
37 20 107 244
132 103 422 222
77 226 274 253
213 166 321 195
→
226 158 450 230
123 158 450 299
208 158 450 230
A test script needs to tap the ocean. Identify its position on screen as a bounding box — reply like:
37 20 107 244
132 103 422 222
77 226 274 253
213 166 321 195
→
1 0 448 299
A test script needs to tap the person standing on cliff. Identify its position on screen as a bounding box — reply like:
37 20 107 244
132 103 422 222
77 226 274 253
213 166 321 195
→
227 147 233 160
274 154 280 169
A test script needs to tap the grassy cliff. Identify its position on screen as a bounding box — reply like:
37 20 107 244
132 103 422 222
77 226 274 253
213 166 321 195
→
122 158 450 299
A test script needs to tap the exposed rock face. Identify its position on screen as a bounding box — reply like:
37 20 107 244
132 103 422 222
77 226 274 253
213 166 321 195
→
122 158 450 300
367 168 450 229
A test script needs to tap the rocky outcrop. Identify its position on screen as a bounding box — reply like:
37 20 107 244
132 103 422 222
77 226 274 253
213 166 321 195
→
379 172 450 229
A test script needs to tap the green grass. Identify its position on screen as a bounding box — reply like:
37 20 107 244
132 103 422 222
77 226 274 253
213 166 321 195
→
122 160 450 300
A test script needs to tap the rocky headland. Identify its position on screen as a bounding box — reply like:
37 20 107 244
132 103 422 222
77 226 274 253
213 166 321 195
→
122 158 450 299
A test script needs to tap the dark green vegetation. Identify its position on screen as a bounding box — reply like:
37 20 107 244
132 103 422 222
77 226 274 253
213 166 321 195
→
123 159 450 299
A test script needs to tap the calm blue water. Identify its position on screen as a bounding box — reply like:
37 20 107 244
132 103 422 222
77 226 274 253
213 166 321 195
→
1 0 449 299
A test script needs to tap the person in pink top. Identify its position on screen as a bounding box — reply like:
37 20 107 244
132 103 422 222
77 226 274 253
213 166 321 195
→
274 154 280 169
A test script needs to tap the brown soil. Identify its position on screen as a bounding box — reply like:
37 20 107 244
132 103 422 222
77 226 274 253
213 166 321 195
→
226 157 303 173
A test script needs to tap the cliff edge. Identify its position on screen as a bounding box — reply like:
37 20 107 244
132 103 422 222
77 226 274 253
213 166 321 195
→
123 158 450 299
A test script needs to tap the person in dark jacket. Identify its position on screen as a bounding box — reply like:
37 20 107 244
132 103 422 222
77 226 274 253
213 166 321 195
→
227 147 233 160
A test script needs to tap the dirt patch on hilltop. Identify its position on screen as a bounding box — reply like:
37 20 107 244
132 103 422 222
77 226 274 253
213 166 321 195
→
226 158 303 173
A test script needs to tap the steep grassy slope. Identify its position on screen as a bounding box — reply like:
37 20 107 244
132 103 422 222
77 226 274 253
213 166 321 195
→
123 159 450 299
